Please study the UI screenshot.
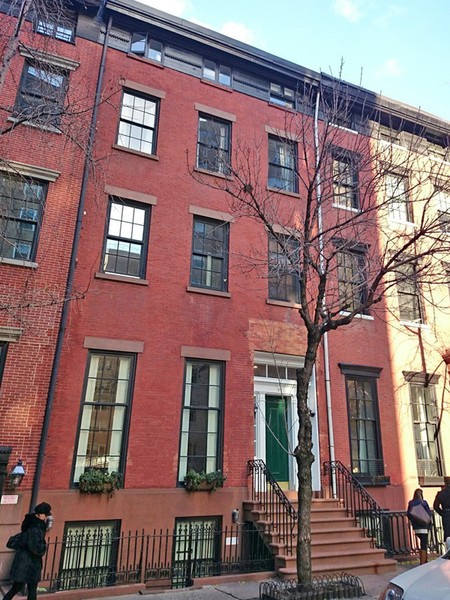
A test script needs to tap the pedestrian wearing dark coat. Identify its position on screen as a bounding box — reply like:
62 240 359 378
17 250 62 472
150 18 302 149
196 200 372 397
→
3 502 51 600
433 476 450 544
407 488 432 564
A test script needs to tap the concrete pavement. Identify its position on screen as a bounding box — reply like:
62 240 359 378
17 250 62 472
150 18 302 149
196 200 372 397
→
72 563 415 600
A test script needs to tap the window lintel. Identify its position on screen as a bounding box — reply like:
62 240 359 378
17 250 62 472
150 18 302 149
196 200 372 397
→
19 47 79 71
0 160 60 182
403 371 440 385
339 364 382 378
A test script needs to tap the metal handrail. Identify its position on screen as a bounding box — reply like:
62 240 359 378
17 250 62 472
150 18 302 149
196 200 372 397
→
247 459 297 555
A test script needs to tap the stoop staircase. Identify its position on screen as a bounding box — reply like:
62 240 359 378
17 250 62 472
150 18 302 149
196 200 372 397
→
246 460 397 579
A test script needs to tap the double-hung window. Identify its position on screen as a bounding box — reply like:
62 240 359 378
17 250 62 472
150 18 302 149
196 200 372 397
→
196 114 231 174
178 360 224 481
190 216 229 291
396 262 423 323
117 90 159 155
202 60 231 86
0 173 47 261
102 198 150 278
436 189 450 234
341 365 384 480
73 352 135 483
130 34 163 62
268 234 300 303
35 10 76 42
333 152 359 210
385 173 412 223
410 383 443 478
15 61 68 126
337 247 368 313
268 136 297 193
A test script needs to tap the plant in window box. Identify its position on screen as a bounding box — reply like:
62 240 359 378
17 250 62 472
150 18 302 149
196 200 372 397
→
184 469 226 492
78 469 123 495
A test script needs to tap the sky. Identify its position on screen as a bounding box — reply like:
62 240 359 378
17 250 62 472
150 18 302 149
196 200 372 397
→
136 0 450 122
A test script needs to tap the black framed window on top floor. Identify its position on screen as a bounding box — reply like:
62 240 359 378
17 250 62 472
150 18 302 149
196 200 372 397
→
268 135 298 193
0 173 48 261
269 83 295 109
385 173 413 224
409 381 443 480
268 234 300 303
117 90 160 156
190 216 229 292
101 198 150 279
396 261 423 323
340 365 385 483
34 8 77 43
72 352 135 484
332 152 359 210
178 359 224 482
202 60 231 86
336 246 368 314
130 34 163 62
14 60 68 126
197 114 231 175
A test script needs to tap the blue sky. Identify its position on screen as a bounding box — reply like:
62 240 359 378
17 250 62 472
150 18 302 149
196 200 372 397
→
139 0 450 122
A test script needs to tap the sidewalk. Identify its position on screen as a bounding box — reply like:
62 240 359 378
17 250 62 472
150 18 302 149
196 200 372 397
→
77 563 414 600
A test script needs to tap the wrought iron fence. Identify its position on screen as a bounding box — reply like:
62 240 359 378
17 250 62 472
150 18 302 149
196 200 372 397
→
39 523 274 593
247 459 297 556
323 460 446 557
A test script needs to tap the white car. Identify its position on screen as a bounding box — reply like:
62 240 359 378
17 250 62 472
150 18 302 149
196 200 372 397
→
379 549 450 599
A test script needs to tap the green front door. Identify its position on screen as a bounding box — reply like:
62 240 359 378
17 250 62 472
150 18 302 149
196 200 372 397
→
265 395 289 482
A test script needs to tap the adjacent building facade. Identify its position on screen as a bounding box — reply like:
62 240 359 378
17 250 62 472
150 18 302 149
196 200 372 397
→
1 0 450 586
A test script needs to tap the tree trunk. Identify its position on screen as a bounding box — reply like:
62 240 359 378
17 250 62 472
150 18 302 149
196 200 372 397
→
295 332 320 583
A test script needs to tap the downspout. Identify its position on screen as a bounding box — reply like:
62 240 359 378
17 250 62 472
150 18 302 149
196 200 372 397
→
313 87 336 497
30 11 113 511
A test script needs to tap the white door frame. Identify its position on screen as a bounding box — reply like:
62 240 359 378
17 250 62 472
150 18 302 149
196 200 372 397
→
254 365 320 492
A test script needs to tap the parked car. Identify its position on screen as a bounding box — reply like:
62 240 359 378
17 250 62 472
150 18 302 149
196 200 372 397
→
379 549 450 599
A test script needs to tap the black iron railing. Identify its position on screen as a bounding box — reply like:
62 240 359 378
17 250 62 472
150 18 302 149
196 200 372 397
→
323 460 446 556
247 459 297 556
39 523 274 593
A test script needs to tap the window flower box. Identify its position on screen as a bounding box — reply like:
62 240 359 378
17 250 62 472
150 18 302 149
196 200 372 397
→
184 469 226 492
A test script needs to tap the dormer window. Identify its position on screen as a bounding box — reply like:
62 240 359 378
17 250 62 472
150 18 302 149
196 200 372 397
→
130 34 163 62
269 83 295 109
202 60 231 86
34 10 76 42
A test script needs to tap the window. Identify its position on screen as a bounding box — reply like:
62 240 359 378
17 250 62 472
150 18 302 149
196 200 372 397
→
196 114 231 174
130 34 163 62
202 60 231 86
0 342 8 387
190 216 229 291
59 521 119 590
268 136 297 193
269 83 295 109
35 10 76 42
178 360 224 481
410 383 443 478
0 173 47 260
102 198 150 278
73 352 135 483
396 262 423 323
436 189 450 234
385 173 412 223
15 61 68 125
333 153 359 209
342 368 384 479
117 90 159 155
268 234 300 303
337 248 368 313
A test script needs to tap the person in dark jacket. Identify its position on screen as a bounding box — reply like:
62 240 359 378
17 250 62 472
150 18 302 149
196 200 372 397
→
433 476 450 545
407 488 432 565
3 502 51 600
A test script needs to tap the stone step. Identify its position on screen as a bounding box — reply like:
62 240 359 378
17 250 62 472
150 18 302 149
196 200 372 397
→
279 557 398 579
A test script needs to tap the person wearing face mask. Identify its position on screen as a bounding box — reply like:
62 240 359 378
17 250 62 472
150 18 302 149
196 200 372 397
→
3 502 52 600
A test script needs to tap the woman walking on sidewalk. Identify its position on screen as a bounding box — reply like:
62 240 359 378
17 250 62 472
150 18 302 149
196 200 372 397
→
407 489 432 565
3 502 51 600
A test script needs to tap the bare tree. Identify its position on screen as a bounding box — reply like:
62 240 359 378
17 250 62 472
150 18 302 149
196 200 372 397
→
189 78 450 582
